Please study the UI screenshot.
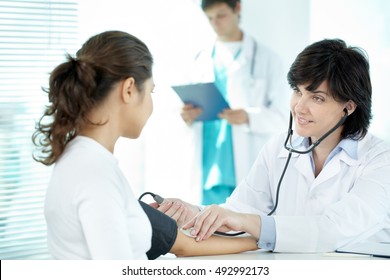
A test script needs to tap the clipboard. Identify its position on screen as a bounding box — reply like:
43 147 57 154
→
172 82 230 121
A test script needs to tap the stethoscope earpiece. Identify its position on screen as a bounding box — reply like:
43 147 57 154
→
284 109 348 154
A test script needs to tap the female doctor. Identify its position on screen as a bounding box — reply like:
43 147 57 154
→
181 0 289 204
161 38 390 252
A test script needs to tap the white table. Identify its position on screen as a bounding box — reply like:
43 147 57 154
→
160 249 382 260
158 250 389 279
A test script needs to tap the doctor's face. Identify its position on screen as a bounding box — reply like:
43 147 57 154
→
290 81 347 142
204 3 240 40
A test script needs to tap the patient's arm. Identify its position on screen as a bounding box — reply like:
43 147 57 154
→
170 230 258 257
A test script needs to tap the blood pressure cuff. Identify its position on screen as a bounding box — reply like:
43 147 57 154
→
139 201 178 260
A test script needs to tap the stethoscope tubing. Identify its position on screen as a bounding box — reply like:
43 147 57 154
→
270 109 349 215
194 39 258 80
284 109 348 154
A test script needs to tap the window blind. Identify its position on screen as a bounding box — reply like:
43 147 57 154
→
0 0 78 260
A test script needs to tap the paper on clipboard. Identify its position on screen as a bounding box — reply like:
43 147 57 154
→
172 82 230 121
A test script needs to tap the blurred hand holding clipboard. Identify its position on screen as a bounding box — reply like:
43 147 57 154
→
172 83 230 122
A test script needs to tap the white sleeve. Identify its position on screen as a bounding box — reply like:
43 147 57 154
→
77 181 135 259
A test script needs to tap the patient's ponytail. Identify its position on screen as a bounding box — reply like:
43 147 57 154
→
33 31 153 165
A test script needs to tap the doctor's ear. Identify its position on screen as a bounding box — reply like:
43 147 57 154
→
344 100 357 116
232 1 241 14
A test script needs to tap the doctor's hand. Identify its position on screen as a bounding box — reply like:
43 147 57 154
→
184 205 261 242
218 109 249 125
180 104 202 126
155 198 201 228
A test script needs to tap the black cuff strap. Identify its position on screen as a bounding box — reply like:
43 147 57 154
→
139 201 178 260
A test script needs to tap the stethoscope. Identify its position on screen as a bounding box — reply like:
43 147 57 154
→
268 108 349 215
194 40 258 82
249 40 257 79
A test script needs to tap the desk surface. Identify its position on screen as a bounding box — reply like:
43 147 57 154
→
160 249 383 260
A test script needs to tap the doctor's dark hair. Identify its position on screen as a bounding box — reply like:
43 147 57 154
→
287 38 372 140
32 30 153 165
201 0 239 10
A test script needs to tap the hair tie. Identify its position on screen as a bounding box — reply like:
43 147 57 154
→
71 56 87 69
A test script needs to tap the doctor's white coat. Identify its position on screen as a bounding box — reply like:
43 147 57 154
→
225 132 390 252
189 33 290 189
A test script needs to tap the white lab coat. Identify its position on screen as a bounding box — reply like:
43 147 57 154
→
225 132 390 252
189 33 290 187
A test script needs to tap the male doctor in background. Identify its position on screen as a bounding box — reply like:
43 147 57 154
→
180 0 289 204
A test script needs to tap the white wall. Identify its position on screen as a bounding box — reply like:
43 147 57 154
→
241 0 311 74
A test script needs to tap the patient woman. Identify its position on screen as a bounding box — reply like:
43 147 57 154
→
32 30 257 259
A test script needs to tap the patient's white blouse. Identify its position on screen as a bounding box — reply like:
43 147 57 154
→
45 136 152 259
